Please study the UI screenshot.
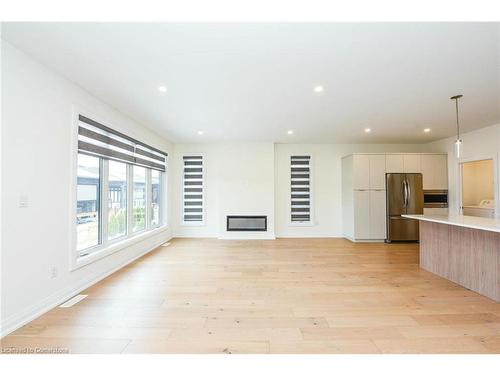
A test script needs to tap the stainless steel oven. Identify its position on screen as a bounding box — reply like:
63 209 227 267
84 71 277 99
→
423 190 448 208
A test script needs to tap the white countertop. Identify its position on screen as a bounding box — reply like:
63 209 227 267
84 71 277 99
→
402 214 500 233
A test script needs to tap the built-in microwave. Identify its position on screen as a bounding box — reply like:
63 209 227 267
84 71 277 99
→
423 189 448 208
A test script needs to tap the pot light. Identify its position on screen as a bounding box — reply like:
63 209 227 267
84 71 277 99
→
287 130 294 135
197 130 204 135
424 128 431 133
364 128 371 133
157 85 167 94
313 85 324 94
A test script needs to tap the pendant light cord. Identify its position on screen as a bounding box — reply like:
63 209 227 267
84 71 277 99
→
455 98 460 140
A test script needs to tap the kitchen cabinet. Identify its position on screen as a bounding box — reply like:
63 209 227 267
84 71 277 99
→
403 154 421 173
369 155 386 189
386 154 404 173
352 154 370 190
420 154 448 189
369 190 387 239
353 190 370 239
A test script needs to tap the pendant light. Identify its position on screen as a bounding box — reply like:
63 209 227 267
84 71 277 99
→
450 94 463 158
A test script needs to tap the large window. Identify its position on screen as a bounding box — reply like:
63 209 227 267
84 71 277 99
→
290 155 312 224
75 114 167 259
133 166 146 232
182 155 204 224
77 154 101 251
151 169 161 227
108 160 127 241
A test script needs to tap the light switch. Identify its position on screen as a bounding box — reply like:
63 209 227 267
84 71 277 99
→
19 195 28 208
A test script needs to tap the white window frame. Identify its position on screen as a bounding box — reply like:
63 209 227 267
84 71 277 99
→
288 153 314 226
70 108 168 271
149 169 163 229
181 153 206 226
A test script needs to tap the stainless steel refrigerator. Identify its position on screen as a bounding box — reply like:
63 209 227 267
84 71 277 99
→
386 173 424 242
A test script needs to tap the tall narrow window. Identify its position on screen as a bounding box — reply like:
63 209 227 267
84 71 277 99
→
108 160 127 240
133 166 146 232
183 155 204 223
290 155 311 223
150 170 161 227
77 154 101 251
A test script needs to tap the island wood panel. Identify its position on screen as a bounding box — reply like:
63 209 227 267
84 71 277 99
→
419 221 500 302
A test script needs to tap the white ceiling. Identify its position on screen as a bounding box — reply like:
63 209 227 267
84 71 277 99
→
2 22 499 144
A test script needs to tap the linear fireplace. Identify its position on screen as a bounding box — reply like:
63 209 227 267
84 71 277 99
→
226 216 267 232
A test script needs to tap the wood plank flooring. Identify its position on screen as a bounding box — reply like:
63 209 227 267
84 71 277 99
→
2 238 499 354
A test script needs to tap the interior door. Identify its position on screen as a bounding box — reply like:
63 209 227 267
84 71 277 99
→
386 173 406 216
405 173 424 215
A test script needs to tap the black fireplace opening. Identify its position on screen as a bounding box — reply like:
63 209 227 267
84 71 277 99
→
226 216 267 232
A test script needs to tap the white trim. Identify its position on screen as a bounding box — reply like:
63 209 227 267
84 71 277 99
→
180 152 206 226
1 234 171 338
71 225 169 271
277 234 343 238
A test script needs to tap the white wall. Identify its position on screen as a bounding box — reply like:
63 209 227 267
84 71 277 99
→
172 143 275 239
1 41 174 336
424 123 500 217
274 143 426 237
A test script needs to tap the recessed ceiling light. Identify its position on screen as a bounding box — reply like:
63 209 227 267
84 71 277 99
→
287 130 294 135
424 128 431 133
157 85 167 94
197 130 204 135
364 128 371 133
313 85 324 94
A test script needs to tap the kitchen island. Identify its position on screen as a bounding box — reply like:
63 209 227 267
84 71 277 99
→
403 214 500 302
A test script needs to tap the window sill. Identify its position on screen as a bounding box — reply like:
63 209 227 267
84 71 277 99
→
71 225 169 271
288 221 315 227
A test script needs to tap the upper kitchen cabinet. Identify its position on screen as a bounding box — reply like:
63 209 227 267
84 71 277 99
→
385 154 404 173
403 154 421 173
352 154 386 190
369 154 386 189
352 154 370 190
421 154 448 189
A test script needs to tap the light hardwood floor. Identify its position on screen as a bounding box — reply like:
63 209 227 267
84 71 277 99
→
1 238 499 354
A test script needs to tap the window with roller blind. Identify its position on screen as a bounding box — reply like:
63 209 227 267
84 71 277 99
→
290 155 312 224
75 114 167 259
182 155 204 224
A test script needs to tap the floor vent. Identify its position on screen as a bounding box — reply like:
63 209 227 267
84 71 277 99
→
59 294 88 308
227 216 267 231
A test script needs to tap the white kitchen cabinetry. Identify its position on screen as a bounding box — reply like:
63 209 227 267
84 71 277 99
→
369 190 387 239
353 190 370 239
403 154 421 173
352 154 370 190
342 152 447 242
386 154 404 173
369 155 386 189
420 154 448 189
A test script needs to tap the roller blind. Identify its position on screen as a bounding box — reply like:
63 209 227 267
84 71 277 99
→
290 155 311 222
183 155 204 222
78 114 167 172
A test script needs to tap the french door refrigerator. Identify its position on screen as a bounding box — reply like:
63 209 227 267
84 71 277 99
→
386 173 423 242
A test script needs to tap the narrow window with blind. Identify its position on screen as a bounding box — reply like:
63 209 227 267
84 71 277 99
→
290 155 312 223
182 155 204 224
76 114 168 259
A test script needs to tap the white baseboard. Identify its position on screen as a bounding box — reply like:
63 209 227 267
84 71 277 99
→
276 234 343 238
0 236 171 338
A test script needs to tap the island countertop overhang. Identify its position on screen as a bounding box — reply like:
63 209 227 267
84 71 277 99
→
402 214 500 234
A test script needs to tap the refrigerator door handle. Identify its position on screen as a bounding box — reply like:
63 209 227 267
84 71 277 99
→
403 180 409 208
402 180 406 208
406 180 411 207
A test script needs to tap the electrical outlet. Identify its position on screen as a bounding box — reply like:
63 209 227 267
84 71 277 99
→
50 266 58 279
